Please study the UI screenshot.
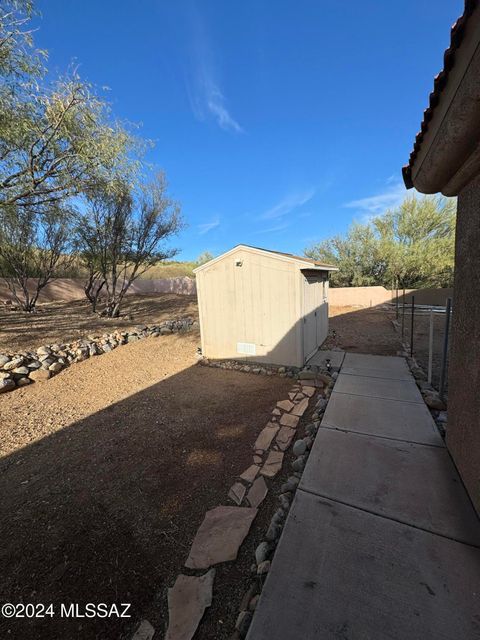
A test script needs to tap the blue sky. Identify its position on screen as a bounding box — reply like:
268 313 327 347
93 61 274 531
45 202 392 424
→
36 0 460 260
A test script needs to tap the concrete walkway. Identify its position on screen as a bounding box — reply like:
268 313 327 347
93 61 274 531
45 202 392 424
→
247 353 480 640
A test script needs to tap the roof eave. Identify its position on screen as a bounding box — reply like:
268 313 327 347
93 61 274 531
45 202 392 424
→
404 1 480 196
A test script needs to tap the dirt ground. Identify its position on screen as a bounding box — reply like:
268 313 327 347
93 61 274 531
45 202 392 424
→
324 305 402 356
0 294 198 353
325 305 449 390
0 331 294 640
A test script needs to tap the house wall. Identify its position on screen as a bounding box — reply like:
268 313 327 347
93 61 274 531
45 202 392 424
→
446 174 480 515
196 248 303 367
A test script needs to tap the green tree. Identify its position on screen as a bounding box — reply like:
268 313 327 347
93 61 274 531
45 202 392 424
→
0 202 74 310
0 0 160 313
306 222 386 287
0 1 143 212
305 195 456 289
195 251 214 267
373 195 456 288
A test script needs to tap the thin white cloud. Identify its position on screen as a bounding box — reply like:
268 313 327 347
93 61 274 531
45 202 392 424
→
201 78 243 133
261 189 316 220
197 218 220 235
344 181 408 215
187 10 243 134
254 221 291 234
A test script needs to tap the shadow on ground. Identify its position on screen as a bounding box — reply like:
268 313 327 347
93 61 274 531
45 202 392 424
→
0 363 290 640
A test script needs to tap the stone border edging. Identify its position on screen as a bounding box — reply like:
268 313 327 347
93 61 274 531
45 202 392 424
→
231 370 336 639
130 366 335 640
0 317 197 395
198 357 300 378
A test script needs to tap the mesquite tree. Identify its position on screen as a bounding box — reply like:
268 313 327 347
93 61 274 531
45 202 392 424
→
0 203 73 311
0 0 150 311
77 174 183 317
305 195 456 288
1 2 140 213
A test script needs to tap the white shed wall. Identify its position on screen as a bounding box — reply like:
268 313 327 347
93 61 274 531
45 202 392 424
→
196 248 304 366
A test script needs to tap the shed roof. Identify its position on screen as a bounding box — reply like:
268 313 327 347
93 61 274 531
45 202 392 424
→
403 0 478 189
193 244 338 273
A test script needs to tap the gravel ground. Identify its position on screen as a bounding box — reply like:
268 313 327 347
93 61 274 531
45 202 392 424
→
325 305 449 390
0 293 198 353
0 332 292 640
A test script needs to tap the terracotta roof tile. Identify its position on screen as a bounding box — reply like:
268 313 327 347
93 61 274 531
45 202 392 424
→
403 0 478 188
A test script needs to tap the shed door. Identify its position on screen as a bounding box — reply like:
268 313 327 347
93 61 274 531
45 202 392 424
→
316 280 328 347
303 276 320 362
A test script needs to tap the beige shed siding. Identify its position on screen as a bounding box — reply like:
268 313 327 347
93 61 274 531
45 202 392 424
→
300 271 329 364
196 245 333 367
197 248 303 366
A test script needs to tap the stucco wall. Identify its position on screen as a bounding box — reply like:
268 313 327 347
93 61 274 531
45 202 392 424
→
328 286 453 308
446 175 480 515
0 277 197 303
328 286 394 307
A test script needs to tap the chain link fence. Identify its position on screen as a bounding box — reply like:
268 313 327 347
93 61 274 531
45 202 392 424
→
395 295 453 396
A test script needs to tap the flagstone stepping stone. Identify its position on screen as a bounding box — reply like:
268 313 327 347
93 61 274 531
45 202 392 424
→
301 386 315 397
277 399 294 412
247 476 268 508
275 426 296 451
240 464 260 483
288 392 296 400
301 379 323 389
185 506 257 569
260 450 284 478
253 454 263 465
279 413 300 428
165 569 215 640
254 423 279 451
272 408 281 416
294 392 305 400
229 482 247 505
291 397 309 417
131 619 155 640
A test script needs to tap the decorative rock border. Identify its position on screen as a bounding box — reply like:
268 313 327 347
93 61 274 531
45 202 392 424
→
391 317 448 436
129 365 334 640
232 370 335 639
199 357 300 378
0 317 197 395
405 354 448 437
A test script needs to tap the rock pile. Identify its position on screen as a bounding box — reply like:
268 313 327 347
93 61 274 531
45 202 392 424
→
199 358 299 378
406 354 448 433
0 317 196 394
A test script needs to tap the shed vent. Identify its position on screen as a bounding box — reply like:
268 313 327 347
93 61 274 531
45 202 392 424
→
237 342 256 355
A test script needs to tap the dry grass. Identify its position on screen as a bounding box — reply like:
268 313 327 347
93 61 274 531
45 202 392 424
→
53 258 197 279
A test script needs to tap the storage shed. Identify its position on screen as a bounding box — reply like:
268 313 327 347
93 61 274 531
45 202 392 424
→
194 245 337 367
